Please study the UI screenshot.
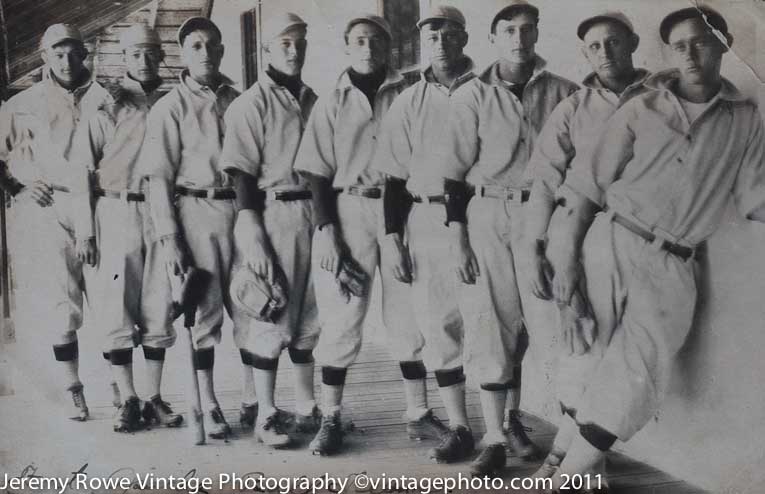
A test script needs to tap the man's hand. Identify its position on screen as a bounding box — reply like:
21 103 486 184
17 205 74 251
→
546 240 580 305
525 240 553 301
16 181 54 207
244 237 276 283
161 235 192 276
316 223 345 276
385 233 412 284
448 223 479 285
234 210 275 282
76 237 98 267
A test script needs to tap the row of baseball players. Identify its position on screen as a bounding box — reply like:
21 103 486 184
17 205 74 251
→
2 0 763 488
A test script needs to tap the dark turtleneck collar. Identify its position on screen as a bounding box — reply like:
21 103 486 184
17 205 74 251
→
266 64 303 101
348 66 387 107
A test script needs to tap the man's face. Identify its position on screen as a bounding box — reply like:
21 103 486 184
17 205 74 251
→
44 41 87 84
181 29 224 82
124 44 163 83
267 27 307 76
346 22 389 74
491 12 538 64
668 18 726 86
582 21 636 82
422 21 467 70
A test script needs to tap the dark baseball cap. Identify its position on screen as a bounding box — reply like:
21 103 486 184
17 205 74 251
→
659 5 728 44
177 17 222 46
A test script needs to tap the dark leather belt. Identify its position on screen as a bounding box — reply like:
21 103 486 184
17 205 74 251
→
176 185 236 200
265 189 312 201
611 212 695 261
475 185 529 202
95 188 145 202
411 194 445 204
337 185 382 199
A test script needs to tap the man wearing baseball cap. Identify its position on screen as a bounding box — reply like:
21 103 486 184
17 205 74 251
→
295 13 428 456
221 11 321 449
139 16 240 440
373 4 477 464
542 6 765 490
523 10 650 482
0 22 111 422
432 0 577 476
70 23 185 433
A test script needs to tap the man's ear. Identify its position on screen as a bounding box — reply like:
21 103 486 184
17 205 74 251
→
488 32 496 45
459 31 469 49
159 49 166 63
41 50 49 65
630 33 640 53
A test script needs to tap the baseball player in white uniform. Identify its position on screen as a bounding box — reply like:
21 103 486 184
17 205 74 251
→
522 11 650 482
542 6 765 490
71 24 183 433
220 12 321 449
295 14 441 456
0 23 111 421
140 17 244 439
374 5 477 464
433 0 577 476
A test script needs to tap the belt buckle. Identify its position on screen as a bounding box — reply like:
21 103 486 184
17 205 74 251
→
266 190 278 201
119 190 129 202
206 188 216 199
506 188 522 205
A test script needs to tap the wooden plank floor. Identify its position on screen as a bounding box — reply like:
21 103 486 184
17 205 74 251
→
0 324 708 494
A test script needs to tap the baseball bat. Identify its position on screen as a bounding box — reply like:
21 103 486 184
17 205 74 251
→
169 266 211 445
183 318 206 445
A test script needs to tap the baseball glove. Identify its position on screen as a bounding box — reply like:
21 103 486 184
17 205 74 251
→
336 256 369 302
230 265 288 323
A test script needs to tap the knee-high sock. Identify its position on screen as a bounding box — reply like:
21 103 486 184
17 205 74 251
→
480 388 507 444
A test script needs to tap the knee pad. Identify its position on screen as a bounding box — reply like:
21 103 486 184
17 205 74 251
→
579 422 617 452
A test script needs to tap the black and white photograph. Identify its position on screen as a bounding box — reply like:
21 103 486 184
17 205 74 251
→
0 0 763 493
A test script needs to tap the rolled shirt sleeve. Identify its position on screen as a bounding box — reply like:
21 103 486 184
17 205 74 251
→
372 93 412 181
561 103 636 207
140 99 182 239
526 95 578 198
294 95 337 180
733 109 765 220
220 94 265 178
69 113 109 239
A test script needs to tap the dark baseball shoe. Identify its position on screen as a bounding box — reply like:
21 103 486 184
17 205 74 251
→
207 406 232 439
505 410 542 460
407 409 450 441
309 410 344 456
470 443 506 477
240 402 259 429
294 405 322 433
429 425 475 463
67 382 90 422
142 395 183 427
255 410 292 448
114 396 142 432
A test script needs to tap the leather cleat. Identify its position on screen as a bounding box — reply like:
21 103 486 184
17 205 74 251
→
142 395 184 427
207 406 232 439
407 409 450 441
429 425 475 463
240 402 259 429
505 410 542 460
294 405 322 433
110 381 122 409
470 443 506 477
255 410 292 448
308 410 344 456
68 382 90 421
114 396 143 432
